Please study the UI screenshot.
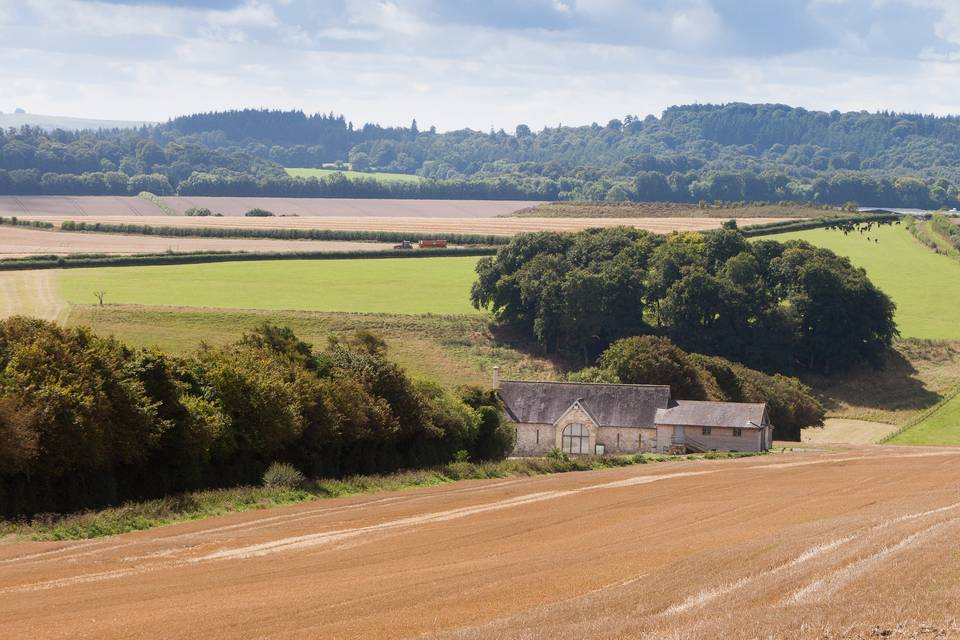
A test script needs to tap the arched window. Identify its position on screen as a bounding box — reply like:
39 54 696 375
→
562 423 590 454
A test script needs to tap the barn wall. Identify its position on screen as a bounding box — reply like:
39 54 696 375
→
681 426 765 452
595 427 656 454
511 423 554 456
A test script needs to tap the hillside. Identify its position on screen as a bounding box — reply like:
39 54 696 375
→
0 111 153 131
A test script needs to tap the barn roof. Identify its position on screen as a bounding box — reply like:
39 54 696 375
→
498 380 671 428
654 401 767 429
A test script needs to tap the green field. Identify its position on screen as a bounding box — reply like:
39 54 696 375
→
58 257 482 315
285 167 421 183
767 225 960 341
888 389 960 446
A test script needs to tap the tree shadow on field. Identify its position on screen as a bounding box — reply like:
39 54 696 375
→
803 345 944 417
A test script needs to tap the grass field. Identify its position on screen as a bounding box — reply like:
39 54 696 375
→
888 389 960 446
65 305 557 387
767 224 960 340
57 256 482 316
285 167 421 183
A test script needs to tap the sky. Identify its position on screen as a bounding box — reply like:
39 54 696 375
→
2 0 960 131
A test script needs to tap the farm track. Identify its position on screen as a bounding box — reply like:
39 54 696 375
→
16 215 794 236
3 447 960 639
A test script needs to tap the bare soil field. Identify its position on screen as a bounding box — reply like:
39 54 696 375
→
0 226 395 257
21 215 794 236
0 196 540 218
3 447 959 639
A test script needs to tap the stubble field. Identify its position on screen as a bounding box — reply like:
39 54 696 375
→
2 447 959 639
14 214 793 236
0 225 396 257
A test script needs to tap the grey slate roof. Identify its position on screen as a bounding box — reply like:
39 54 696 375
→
498 380 671 428
654 401 767 429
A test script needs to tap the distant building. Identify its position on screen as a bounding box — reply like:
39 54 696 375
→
493 369 773 456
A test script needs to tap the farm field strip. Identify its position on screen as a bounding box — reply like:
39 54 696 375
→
0 226 396 257
0 196 540 218
19 215 796 235
759 225 960 340
285 167 421 183
2 447 960 639
56 257 484 315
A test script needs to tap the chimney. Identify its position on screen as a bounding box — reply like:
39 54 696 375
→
492 366 500 390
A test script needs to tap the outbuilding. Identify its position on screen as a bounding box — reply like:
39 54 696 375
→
494 370 774 456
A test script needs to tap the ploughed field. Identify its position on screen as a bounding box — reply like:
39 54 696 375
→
15 214 793 236
3 447 960 639
0 226 396 257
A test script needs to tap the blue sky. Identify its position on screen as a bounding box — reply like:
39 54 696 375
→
2 0 960 130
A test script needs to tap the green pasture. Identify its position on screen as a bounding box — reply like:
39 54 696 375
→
766 225 960 341
285 167 421 183
58 257 483 315
888 390 960 446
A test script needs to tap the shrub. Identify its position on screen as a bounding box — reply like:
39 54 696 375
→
262 462 305 489
453 449 471 463
244 208 274 217
545 447 569 462
185 207 216 217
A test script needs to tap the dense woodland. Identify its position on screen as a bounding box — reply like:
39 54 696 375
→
2 104 960 207
0 320 511 518
471 226 897 374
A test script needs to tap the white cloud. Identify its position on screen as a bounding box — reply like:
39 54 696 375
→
3 0 960 129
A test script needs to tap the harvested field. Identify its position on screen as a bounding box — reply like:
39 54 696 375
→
0 196 540 218
20 215 794 236
3 447 960 639
801 418 900 445
0 226 396 257
511 201 826 218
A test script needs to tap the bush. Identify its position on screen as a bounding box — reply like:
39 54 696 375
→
545 448 569 462
245 208 274 217
262 462 306 489
185 207 217 217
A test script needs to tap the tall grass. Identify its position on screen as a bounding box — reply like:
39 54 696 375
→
0 451 764 542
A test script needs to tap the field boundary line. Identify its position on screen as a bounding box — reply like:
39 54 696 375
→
881 382 960 443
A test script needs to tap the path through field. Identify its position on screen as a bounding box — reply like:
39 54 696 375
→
3 447 960 639
0 269 68 322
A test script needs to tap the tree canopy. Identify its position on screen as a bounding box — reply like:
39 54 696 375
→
3 103 960 207
471 226 897 373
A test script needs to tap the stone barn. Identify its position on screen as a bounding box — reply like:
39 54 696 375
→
494 370 773 456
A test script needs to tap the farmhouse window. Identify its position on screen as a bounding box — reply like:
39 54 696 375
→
733 428 743 437
536 429 540 444
562 423 590 455
702 427 712 436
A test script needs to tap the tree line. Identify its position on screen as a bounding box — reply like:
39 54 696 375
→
0 319 511 518
471 225 897 374
5 103 960 207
